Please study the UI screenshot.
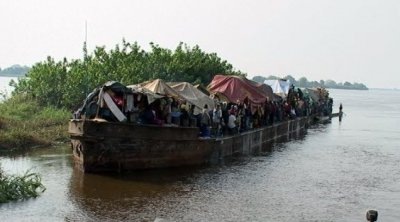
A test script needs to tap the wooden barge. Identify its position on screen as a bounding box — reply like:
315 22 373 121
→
68 79 335 173
69 116 314 173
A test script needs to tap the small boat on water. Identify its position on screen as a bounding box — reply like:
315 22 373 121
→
69 78 334 173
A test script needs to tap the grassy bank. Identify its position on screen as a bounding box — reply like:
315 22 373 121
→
0 95 70 152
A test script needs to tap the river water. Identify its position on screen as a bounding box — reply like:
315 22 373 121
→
1 89 400 221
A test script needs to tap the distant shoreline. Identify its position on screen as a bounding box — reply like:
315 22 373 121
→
323 87 368 91
369 88 400 91
0 74 24 77
0 75 376 90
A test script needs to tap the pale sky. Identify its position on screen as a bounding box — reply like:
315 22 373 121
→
1 0 399 88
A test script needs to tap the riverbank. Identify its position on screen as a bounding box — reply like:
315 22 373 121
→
0 95 70 152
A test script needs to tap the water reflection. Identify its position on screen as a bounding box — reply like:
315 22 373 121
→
0 125 324 221
67 161 210 221
2 89 400 221
65 129 309 221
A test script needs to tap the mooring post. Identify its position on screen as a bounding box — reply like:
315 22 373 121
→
366 210 378 222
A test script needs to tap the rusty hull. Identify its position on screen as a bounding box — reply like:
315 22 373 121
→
69 117 310 173
69 120 215 172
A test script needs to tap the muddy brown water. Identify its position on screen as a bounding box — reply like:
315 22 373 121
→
1 89 400 221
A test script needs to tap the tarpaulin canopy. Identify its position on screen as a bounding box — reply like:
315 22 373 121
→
132 79 214 115
194 84 210 96
168 82 215 115
305 88 329 103
141 79 180 99
207 74 271 105
126 84 164 104
247 80 275 100
264 79 291 97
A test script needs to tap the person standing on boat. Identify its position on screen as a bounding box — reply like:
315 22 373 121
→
212 104 222 137
243 99 252 130
180 104 190 127
228 109 237 135
200 104 211 137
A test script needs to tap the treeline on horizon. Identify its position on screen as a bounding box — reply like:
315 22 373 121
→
8 40 367 110
0 64 29 77
252 75 368 90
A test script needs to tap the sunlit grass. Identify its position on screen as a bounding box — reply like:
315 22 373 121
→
0 94 70 151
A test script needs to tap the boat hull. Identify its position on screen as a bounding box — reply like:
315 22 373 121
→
69 116 312 173
69 120 214 172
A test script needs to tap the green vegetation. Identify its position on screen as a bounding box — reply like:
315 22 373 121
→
253 75 368 90
13 40 243 109
0 94 70 151
0 64 29 77
0 166 45 203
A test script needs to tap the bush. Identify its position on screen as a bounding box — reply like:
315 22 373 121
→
0 95 70 151
13 41 244 109
0 167 46 203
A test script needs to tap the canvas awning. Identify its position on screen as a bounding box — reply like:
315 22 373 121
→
207 74 271 105
134 79 215 115
127 84 165 104
141 79 180 99
248 80 275 100
168 82 215 115
264 79 291 98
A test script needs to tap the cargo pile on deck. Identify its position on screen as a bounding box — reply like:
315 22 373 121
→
73 74 333 137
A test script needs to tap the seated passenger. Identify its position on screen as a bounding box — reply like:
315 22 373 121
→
143 105 163 125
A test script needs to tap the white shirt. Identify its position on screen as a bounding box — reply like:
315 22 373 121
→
213 109 222 123
228 114 236 128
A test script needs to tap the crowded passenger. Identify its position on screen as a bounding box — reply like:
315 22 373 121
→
87 80 333 138
200 104 211 137
228 108 237 135
212 104 222 137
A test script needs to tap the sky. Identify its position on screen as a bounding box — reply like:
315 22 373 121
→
1 0 399 89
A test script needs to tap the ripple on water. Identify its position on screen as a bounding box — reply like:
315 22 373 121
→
2 89 400 221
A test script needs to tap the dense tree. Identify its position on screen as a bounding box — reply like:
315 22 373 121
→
298 77 308 87
14 57 68 107
13 41 243 109
283 75 296 85
325 80 337 88
252 76 268 83
267 75 280 80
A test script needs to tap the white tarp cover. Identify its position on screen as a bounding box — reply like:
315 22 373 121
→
141 79 181 99
130 79 214 115
126 84 165 105
168 82 215 115
103 92 127 122
264 79 291 97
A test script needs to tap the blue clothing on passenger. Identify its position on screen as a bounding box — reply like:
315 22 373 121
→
171 111 181 118
143 109 155 124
